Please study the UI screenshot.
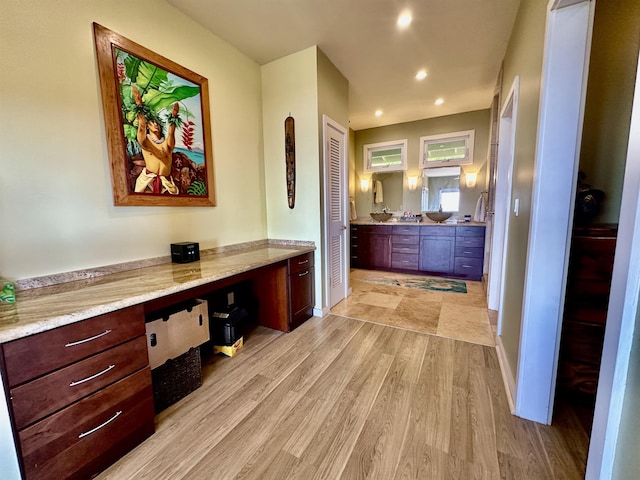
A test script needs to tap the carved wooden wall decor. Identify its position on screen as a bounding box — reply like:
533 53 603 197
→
285 116 296 208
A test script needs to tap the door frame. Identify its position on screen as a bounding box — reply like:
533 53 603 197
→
322 114 349 311
490 76 519 320
515 0 594 423
587 47 640 480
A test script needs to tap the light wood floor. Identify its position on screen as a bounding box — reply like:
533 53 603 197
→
97 315 588 480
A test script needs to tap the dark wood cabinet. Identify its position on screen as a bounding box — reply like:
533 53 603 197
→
420 235 455 273
367 233 392 268
453 226 486 280
391 226 420 270
350 223 485 279
288 252 315 330
350 225 391 269
1 304 154 480
558 225 617 397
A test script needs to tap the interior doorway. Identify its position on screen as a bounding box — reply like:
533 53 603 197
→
323 115 349 309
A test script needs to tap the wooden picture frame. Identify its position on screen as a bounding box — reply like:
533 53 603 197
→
93 23 215 207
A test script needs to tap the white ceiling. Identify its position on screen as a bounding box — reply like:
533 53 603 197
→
167 0 521 131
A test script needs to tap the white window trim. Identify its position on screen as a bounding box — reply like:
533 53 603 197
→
363 139 408 173
419 129 475 168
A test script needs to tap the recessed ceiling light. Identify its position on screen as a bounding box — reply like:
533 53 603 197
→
375 110 383 117
434 98 444 106
416 70 427 80
397 12 412 28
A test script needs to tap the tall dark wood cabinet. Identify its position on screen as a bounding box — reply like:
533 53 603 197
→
288 252 315 331
558 225 617 397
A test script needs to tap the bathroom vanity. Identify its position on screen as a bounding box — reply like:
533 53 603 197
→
350 222 485 280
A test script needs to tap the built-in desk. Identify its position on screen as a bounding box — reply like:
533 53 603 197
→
0 242 315 480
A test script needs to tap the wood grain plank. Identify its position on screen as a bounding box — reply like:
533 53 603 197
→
95 312 589 480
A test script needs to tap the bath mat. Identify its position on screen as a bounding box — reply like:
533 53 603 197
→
362 277 467 293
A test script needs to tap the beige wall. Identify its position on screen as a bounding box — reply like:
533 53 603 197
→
497 0 547 375
353 109 491 218
579 0 640 224
0 0 266 281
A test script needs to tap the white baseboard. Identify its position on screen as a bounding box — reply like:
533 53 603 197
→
495 335 517 414
314 306 330 318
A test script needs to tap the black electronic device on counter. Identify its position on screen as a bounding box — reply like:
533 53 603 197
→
171 242 200 263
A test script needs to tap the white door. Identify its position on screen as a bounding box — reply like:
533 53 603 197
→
323 115 348 309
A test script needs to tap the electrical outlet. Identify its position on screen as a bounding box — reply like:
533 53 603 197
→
514 198 520 216
227 291 234 306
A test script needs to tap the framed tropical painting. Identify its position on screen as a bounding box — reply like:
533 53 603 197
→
93 23 215 206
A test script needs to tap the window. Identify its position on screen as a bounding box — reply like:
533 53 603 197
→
363 139 408 173
419 130 474 168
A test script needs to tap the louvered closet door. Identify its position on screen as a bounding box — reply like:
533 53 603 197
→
325 117 347 308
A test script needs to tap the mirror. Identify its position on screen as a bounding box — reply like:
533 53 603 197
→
421 167 461 212
371 172 403 211
368 172 423 213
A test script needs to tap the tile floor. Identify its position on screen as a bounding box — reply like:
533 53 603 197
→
331 269 496 346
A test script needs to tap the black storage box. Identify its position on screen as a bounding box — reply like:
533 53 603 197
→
210 306 248 346
151 346 202 413
171 242 200 263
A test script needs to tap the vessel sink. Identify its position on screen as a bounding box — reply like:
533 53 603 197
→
370 212 393 222
425 211 452 223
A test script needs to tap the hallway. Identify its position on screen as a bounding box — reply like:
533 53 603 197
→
98 281 590 478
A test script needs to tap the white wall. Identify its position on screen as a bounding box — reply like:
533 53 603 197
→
0 0 267 282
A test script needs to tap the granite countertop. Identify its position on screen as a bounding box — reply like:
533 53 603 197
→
0 244 314 343
350 218 486 227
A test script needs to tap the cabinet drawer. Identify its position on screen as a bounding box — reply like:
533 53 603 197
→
355 225 392 234
392 225 420 236
392 235 420 245
392 245 419 255
288 252 315 274
454 257 483 276
19 368 154 480
420 226 455 236
391 254 419 270
11 336 149 430
455 236 484 248
456 226 485 237
454 246 484 258
4 304 145 388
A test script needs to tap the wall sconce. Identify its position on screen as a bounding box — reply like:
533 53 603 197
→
465 172 477 189
407 176 418 190
360 179 370 192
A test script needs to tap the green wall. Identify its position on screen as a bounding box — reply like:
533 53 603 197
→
352 109 491 219
497 0 547 377
579 0 640 224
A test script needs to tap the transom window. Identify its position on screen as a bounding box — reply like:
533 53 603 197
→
363 139 408 173
419 130 474 168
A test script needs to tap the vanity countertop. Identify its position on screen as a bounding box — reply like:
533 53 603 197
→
350 218 486 227
0 243 314 343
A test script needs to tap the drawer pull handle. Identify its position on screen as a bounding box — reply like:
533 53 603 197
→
65 329 112 347
298 259 309 265
69 364 116 387
462 265 473 268
298 270 310 277
78 410 122 439
464 251 473 254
